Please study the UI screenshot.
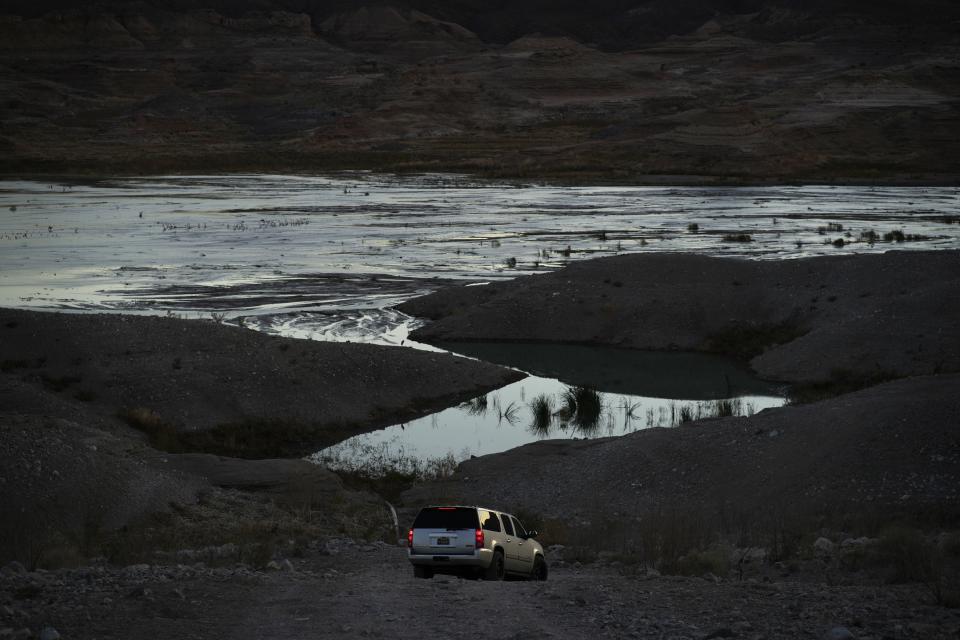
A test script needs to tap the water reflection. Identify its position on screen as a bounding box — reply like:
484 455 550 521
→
1 176 957 345
311 348 786 476
438 342 780 399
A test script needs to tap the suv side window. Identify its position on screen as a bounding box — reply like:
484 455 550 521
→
502 514 515 536
479 510 501 532
511 517 527 538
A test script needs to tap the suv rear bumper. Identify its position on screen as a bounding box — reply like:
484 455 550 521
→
408 547 493 568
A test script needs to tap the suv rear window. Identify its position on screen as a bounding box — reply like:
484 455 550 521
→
413 507 479 530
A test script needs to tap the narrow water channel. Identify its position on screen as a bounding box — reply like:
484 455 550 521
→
311 344 786 476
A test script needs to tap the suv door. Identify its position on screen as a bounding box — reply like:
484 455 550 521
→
510 515 536 572
499 511 519 571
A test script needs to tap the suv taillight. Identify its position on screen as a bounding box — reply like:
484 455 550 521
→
475 528 484 548
408 529 413 548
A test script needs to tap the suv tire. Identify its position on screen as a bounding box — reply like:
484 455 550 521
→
531 556 548 581
484 549 505 581
413 565 434 579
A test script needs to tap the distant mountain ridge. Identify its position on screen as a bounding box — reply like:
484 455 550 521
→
1 0 958 180
5 0 959 50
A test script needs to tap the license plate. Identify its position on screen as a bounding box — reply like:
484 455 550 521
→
437 537 449 545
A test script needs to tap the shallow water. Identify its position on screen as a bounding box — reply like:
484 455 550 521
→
2 174 958 344
311 345 786 475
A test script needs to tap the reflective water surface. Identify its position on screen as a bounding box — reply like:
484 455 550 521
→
2 174 958 344
311 344 786 475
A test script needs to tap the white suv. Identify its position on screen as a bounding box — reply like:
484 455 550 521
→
407 506 548 581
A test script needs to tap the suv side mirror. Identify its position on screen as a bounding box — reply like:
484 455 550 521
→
525 530 538 539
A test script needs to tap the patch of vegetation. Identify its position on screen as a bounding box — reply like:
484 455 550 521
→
713 398 737 418
671 547 732 577
73 389 97 402
704 321 807 360
817 223 844 234
721 233 753 242
529 394 553 436
40 373 82 392
119 408 349 458
560 385 603 432
687 223 699 232
1 359 30 372
462 394 488 416
788 368 899 404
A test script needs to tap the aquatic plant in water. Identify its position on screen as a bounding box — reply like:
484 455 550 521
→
560 385 604 433
529 394 554 436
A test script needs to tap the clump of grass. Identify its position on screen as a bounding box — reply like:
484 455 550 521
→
119 407 183 452
462 394 488 416
671 547 731 577
73 389 97 402
41 373 82 392
529 394 553 436
560 386 603 431
722 233 752 242
1 359 30 372
859 229 879 243
678 405 695 423
713 398 739 417
687 223 699 232
817 222 844 234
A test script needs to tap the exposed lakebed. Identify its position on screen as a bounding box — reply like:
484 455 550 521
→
1 174 955 469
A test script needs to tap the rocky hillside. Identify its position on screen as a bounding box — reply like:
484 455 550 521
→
1 0 958 181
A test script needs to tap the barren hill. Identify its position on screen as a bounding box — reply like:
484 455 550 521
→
1 0 958 181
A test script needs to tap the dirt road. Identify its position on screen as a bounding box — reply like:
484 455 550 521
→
4 542 956 639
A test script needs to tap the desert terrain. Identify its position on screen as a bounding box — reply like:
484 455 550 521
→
2 250 959 638
1 0 959 182
2 1 960 638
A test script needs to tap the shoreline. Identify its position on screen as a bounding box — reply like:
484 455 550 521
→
2 167 958 188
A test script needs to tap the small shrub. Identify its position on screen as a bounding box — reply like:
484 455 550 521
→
74 389 97 402
529 394 553 435
687 223 699 232
41 374 81 392
832 238 845 248
722 234 752 242
884 230 906 242
1 359 29 372
877 525 938 584
671 547 731 577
